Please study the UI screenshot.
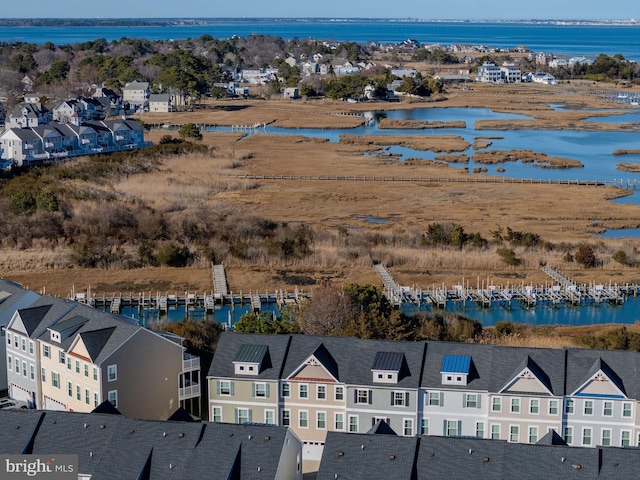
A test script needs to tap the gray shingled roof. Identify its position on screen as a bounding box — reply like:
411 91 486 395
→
77 327 116 362
0 279 41 326
317 431 418 480
14 304 53 336
0 410 45 454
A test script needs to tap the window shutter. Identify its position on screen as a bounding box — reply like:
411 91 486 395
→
440 392 444 407
354 390 358 403
405 392 410 407
443 420 448 436
216 380 221 396
252 383 256 398
390 392 394 406
368 390 373 405
463 394 467 408
477 395 482 409
230 381 234 396
266 384 270 398
248 410 253 423
458 421 462 436
234 409 239 424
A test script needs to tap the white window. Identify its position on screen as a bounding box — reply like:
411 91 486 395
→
492 397 501 412
67 357 71 370
356 389 370 404
59 351 66 364
107 364 117 382
565 399 574 414
509 425 519 443
281 382 290 397
335 413 344 430
621 430 631 447
445 420 460 437
85 389 90 405
6 333 10 346
403 419 413 436
428 392 441 406
76 385 81 400
476 422 485 438
335 386 344 401
93 367 98 381
529 399 539 414
317 412 326 429
43 345 50 358
582 428 592 446
219 380 233 396
421 419 429 435
265 410 275 425
491 424 500 440
41 367 46 382
623 402 632 418
68 382 73 397
21 338 26 351
601 429 611 446
603 401 613 416
528 426 538 443
84 364 89 377
282 410 290 427
299 384 308 399
393 391 409 406
299 411 308 428
107 390 118 408
15 360 19 373
29 341 34 355
30 364 34 381
94 393 99 407
212 406 222 423
564 427 573 445
465 394 478 408
348 415 359 433
253 382 268 398
511 398 520 413
22 361 27 377
51 371 60 388
584 400 593 415
236 408 251 424
7 355 11 371
317 385 326 400
75 360 80 373
548 400 559 415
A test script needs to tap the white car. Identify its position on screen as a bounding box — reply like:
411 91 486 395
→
0 398 28 410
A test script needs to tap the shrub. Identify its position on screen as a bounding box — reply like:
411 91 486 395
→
496 247 521 266
575 244 597 268
613 249 630 266
156 242 192 267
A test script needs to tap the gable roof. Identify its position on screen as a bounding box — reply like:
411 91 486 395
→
76 327 117 362
566 349 638 400
14 304 53 336
366 419 398 435
536 429 567 446
500 355 554 395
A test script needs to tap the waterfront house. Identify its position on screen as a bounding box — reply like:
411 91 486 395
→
499 63 522 83
7 102 52 129
148 93 173 113
0 409 303 480
475 62 503 83
531 72 559 85
0 118 148 168
3 280 200 420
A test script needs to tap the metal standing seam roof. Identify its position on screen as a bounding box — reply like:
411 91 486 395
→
441 355 472 374
233 344 269 364
49 315 88 334
372 351 405 371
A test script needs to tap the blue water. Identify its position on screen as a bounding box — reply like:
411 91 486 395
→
1 21 640 60
596 228 640 238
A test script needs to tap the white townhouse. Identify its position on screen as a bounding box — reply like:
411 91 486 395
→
499 62 522 83
475 62 502 83
122 81 150 109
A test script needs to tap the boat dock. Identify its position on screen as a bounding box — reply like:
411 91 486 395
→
374 264 635 309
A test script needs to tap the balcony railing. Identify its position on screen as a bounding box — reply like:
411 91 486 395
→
183 353 200 372
179 384 201 400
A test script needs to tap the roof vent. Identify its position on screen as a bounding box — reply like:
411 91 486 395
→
99 424 105 429
361 445 365 450
257 467 262 472
389 454 396 460
248 435 253 440
84 423 88 429
264 436 271 441
169 464 174 470
335 474 339 479
573 464 582 470
468 449 473 454
561 457 566 463
163 432 167 437
178 432 185 438
483 457 490 463
89 452 93 458
338 451 344 457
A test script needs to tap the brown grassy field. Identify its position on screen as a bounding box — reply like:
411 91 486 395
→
3 82 640 306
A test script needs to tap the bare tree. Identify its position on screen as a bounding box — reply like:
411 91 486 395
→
298 285 355 336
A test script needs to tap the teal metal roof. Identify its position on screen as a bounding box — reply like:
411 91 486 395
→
441 355 471 374
372 351 405 372
233 344 268 364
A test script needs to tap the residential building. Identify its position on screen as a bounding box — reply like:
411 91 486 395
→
284 87 300 100
531 72 559 85
209 332 640 471
3 280 199 420
122 81 150 110
0 409 303 480
499 62 522 83
7 102 52 129
0 119 148 167
317 424 640 480
148 93 173 113
475 62 502 83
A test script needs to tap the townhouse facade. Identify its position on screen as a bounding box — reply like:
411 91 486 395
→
0 118 149 167
3 280 200 420
209 332 640 471
122 80 150 109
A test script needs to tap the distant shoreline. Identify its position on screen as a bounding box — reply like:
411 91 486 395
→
0 18 639 28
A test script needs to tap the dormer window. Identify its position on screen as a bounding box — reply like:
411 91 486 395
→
441 355 471 386
233 344 268 376
372 352 405 384
50 331 60 342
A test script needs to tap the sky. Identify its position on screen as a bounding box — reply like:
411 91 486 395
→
0 0 638 21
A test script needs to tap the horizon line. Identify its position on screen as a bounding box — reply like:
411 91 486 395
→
0 17 638 22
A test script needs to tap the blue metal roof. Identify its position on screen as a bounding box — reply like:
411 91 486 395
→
441 355 471 374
